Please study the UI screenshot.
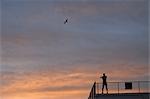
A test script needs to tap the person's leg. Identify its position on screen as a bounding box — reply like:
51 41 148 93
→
102 84 104 94
106 84 108 94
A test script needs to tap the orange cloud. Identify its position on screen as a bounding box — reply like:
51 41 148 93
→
1 63 148 99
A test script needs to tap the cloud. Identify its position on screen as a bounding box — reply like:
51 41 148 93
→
1 63 148 91
1 62 148 99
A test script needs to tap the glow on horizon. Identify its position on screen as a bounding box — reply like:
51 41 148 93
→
1 64 148 99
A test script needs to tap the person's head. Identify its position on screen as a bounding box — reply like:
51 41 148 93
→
103 73 105 76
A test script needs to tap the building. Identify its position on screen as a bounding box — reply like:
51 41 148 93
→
88 81 150 99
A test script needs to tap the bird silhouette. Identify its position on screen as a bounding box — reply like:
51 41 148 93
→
64 18 68 24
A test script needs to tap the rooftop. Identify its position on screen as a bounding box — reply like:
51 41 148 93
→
88 81 150 99
94 93 149 99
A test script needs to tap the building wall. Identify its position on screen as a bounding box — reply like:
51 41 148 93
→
94 93 149 99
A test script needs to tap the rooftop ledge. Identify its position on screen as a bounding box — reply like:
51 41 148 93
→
88 81 150 99
94 93 150 99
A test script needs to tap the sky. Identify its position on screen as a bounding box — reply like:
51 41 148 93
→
0 0 149 99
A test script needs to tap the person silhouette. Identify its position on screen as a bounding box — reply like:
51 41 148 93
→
100 73 108 94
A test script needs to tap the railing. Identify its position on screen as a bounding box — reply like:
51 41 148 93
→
88 82 96 99
88 81 150 99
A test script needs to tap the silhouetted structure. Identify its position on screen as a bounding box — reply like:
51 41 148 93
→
88 81 150 99
100 73 108 94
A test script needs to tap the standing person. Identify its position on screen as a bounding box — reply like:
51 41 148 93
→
100 73 108 94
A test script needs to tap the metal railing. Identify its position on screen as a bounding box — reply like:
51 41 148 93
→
88 82 96 99
88 81 150 99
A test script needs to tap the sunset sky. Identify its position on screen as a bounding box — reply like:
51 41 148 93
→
1 0 149 99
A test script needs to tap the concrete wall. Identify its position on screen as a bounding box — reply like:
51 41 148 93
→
94 93 149 99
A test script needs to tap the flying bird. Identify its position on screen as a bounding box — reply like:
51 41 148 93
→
64 18 68 24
